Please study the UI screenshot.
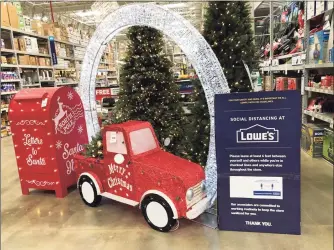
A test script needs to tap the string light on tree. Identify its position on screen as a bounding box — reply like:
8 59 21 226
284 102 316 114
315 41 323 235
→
110 26 186 156
185 1 258 166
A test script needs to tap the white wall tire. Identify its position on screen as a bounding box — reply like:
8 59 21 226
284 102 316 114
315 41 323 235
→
146 202 169 228
141 194 177 232
81 182 95 203
79 176 102 207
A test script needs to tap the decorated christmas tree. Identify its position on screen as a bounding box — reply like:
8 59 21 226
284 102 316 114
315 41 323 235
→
112 26 185 155
204 1 257 91
183 78 209 166
185 2 257 166
84 132 103 159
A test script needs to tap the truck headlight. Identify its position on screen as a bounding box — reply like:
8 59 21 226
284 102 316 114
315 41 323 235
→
186 189 194 201
201 182 206 193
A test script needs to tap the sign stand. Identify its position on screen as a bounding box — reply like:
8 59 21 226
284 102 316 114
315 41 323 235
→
215 91 301 235
190 207 218 229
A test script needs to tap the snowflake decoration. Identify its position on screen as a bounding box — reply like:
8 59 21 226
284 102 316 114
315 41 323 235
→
67 91 74 100
55 140 62 149
77 125 84 134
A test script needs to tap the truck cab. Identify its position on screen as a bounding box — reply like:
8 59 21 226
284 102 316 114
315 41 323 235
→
74 120 209 232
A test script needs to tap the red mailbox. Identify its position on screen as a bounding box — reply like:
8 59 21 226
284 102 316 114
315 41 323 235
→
9 87 88 198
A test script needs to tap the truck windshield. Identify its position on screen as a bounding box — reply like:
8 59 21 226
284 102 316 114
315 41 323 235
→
130 128 157 155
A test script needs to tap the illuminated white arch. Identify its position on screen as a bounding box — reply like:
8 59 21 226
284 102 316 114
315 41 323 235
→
79 3 230 203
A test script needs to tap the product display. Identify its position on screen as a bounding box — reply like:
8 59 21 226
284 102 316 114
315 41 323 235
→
260 2 305 59
257 0 333 138
309 29 330 64
75 120 208 232
308 74 334 90
1 71 20 80
301 123 325 157
1 83 16 93
1 2 333 249
322 128 334 163
9 87 88 197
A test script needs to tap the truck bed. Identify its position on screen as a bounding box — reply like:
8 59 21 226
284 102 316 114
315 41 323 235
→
73 154 105 177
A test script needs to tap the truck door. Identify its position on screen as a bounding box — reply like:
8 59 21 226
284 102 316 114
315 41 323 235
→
105 130 136 201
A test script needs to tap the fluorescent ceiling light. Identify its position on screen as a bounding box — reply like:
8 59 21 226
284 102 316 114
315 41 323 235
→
75 10 100 17
33 15 42 20
164 3 187 9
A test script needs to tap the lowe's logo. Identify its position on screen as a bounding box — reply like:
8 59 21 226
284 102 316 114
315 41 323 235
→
237 124 279 143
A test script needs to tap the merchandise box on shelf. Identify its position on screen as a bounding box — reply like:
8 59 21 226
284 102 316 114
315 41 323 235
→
12 2 22 15
322 128 334 164
307 1 333 19
1 56 7 64
19 36 39 54
6 56 17 65
1 3 10 27
288 77 301 90
31 20 44 36
45 58 51 66
29 56 37 65
316 1 326 16
329 47 334 63
18 38 26 51
7 3 19 29
18 55 30 65
13 38 19 50
22 16 32 32
309 30 330 64
301 123 326 158
321 75 334 89
43 23 55 36
263 75 272 91
307 1 315 20
18 15 25 30
276 77 288 91
38 58 46 66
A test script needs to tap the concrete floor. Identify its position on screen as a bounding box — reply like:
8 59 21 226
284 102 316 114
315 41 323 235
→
1 136 333 250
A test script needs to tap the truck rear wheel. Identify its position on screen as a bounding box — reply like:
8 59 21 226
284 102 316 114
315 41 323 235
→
141 194 177 232
78 176 102 207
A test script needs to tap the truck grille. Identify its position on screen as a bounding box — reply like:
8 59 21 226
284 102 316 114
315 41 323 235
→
186 181 205 209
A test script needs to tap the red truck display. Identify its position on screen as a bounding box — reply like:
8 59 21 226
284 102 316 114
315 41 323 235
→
74 120 209 232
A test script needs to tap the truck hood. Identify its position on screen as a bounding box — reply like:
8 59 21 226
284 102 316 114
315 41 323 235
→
133 150 205 188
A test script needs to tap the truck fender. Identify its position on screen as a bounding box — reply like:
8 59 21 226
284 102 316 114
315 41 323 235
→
140 190 179 219
77 172 103 195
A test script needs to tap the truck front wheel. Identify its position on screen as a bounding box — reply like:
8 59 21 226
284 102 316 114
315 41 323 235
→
78 176 102 207
141 194 177 232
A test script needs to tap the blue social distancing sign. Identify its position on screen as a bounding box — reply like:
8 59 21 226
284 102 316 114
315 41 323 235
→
215 91 301 235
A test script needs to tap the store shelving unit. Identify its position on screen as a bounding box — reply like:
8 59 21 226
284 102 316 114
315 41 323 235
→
305 87 334 94
1 25 88 88
301 5 334 129
256 1 334 164
303 110 334 128
1 91 18 95
0 24 93 137
257 1 333 127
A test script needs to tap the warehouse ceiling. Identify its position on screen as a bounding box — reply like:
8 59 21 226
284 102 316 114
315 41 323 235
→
22 1 206 31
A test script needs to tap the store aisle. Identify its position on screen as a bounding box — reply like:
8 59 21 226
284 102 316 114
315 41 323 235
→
1 136 333 250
